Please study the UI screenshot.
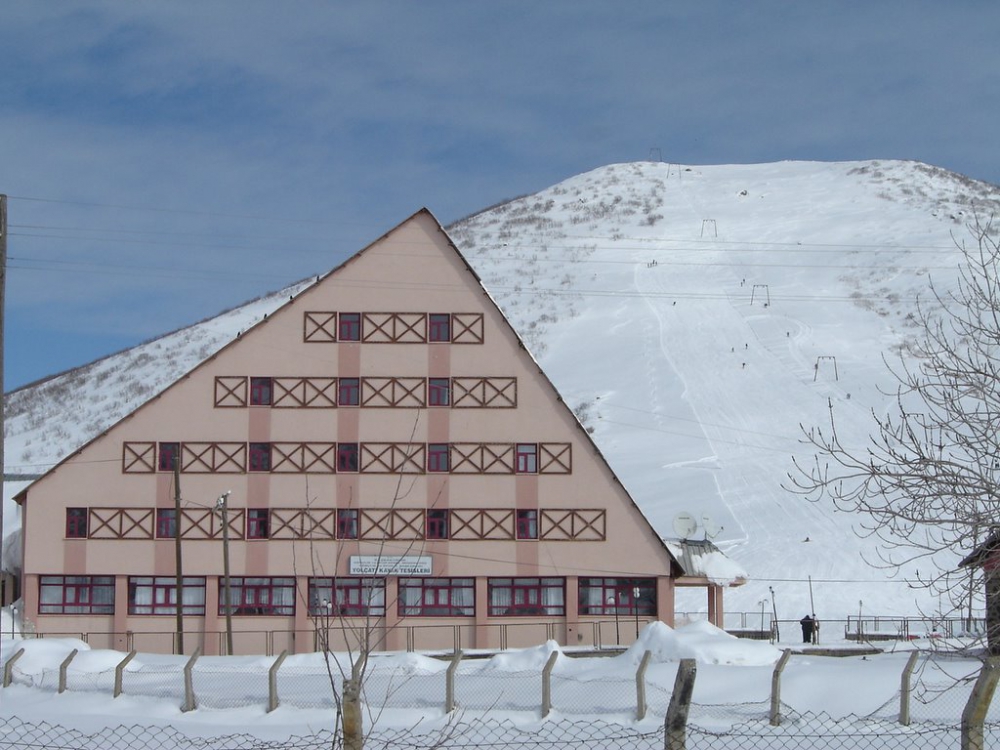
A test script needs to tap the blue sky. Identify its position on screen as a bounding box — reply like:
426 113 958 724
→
3 2 999 389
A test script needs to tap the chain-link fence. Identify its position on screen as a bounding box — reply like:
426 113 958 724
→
1 713 999 750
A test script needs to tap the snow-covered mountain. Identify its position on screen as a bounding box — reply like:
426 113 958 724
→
7 159 999 625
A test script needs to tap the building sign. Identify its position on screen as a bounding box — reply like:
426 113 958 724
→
349 555 432 576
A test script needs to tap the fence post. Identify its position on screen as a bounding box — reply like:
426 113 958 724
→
58 649 79 695
636 650 652 721
181 648 201 713
898 650 920 725
445 650 463 713
664 658 696 750
769 649 792 726
541 650 559 717
113 650 137 698
962 656 1000 750
2 648 24 688
267 650 288 713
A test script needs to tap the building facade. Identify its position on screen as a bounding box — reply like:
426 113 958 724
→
16 210 688 655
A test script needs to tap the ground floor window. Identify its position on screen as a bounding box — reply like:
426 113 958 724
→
219 576 295 616
309 577 385 617
398 577 474 616
39 576 115 614
129 576 206 615
578 577 656 616
488 577 565 616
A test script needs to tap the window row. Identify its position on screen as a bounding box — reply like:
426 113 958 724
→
303 311 484 345
65 506 606 543
144 440 568 475
38 576 656 618
214 375 517 409
66 507 545 541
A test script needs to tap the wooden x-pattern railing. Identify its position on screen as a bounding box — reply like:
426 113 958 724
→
360 508 425 540
180 509 244 540
270 508 337 540
539 443 572 474
450 443 516 474
451 313 485 344
362 312 427 343
361 377 426 407
89 508 154 540
271 443 337 473
360 443 426 474
182 442 247 473
214 376 248 407
122 442 156 473
273 377 336 408
540 509 606 541
450 508 516 540
303 311 338 342
452 377 517 408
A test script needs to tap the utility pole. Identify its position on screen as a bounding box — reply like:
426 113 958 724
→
0 195 7 606
173 461 184 654
217 491 234 656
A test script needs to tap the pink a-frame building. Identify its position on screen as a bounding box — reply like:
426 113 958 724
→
15 210 734 655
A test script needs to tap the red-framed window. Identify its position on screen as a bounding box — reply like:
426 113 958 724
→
427 443 450 473
337 509 359 539
66 508 88 539
250 377 273 406
249 442 272 472
398 577 474 616
247 509 270 539
128 576 206 615
428 378 451 406
39 576 115 615
515 443 538 474
488 577 565 616
337 443 359 472
219 576 295 616
426 509 449 540
338 378 360 406
516 509 538 540
309 577 385 617
158 442 180 472
339 313 361 341
156 508 177 539
428 314 451 342
578 578 657 616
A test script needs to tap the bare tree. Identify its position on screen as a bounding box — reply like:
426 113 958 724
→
787 221 1000 650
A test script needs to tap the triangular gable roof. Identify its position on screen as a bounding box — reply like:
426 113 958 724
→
15 208 683 573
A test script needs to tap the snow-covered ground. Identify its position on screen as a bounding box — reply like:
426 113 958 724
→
0 616 992 744
6 158 1000 627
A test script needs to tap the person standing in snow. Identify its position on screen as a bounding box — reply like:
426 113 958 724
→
800 614 815 643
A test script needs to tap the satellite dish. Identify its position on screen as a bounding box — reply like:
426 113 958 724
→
703 514 722 540
673 511 697 539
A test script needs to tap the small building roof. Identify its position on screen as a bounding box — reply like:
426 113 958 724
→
665 538 747 587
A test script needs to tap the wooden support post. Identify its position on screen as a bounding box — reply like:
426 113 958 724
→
181 648 201 712
58 649 79 694
962 656 1000 750
267 650 288 713
636 650 652 721
445 650 462 713
664 658 696 750
541 650 559 717
899 650 920 726
769 649 792 726
2 648 23 688
113 650 137 698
